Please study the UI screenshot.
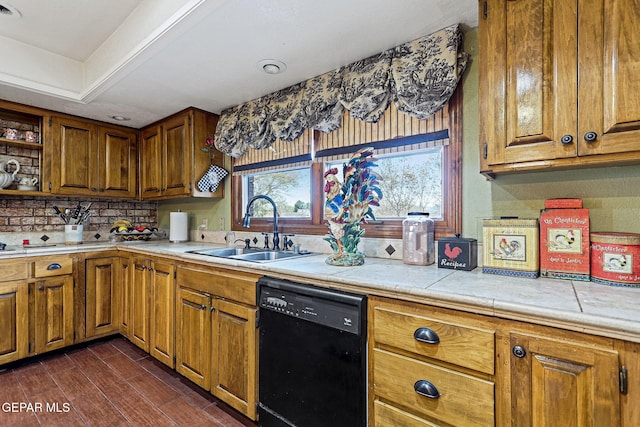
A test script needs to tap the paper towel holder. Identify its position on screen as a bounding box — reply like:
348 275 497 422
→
169 209 189 243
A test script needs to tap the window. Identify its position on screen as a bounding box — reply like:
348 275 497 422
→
244 168 311 219
232 90 462 239
327 148 443 220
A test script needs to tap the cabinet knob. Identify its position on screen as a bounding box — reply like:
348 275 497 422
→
512 345 527 358
46 263 62 270
414 327 440 344
200 304 207 311
414 380 440 399
38 286 45 291
560 135 574 144
584 131 598 142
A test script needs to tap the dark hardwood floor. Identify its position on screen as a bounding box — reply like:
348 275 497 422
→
0 337 257 426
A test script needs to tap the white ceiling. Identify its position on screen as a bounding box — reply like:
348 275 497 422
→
0 0 478 129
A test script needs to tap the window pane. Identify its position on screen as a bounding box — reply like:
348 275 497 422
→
244 168 311 218
327 148 442 220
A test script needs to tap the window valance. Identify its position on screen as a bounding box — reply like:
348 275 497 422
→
214 24 469 159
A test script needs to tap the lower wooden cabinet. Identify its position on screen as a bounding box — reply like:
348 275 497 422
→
211 298 257 419
0 280 29 365
127 257 175 367
500 327 620 427
149 261 175 367
176 287 212 388
175 266 259 421
85 256 123 338
368 296 496 427
129 258 151 351
32 275 74 354
370 296 632 426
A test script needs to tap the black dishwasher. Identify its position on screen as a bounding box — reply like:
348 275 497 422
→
257 277 367 427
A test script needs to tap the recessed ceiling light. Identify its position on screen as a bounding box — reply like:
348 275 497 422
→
257 59 287 75
0 3 21 19
109 115 131 121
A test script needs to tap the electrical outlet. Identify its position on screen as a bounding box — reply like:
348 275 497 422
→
202 218 208 230
218 217 225 231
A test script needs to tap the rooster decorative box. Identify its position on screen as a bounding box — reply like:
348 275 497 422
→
438 235 477 271
482 218 539 278
540 207 590 281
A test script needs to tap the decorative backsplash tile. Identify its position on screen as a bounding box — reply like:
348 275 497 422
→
0 195 157 234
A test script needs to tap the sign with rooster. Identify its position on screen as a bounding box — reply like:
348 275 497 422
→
437 235 477 271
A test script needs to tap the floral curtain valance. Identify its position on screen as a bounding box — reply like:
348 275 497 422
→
215 24 469 158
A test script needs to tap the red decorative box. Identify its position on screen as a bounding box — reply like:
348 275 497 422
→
544 198 583 209
540 208 590 280
590 232 640 287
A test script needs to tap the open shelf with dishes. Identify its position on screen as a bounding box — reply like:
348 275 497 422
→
1 105 44 193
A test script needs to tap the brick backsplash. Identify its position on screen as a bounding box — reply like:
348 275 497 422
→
0 196 157 233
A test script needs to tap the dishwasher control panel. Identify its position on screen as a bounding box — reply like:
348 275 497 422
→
258 280 364 334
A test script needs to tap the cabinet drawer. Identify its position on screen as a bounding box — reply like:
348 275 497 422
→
0 260 28 282
373 400 439 427
372 302 495 374
33 256 73 277
373 348 494 427
177 266 258 305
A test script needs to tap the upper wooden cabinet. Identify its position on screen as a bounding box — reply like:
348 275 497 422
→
139 107 223 200
49 116 137 197
479 0 640 176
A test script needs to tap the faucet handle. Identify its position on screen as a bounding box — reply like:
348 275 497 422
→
261 232 270 249
282 234 295 251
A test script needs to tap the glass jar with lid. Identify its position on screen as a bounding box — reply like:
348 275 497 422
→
402 212 435 265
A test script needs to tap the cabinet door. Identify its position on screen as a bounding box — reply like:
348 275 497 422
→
509 332 620 427
162 113 191 197
175 288 212 389
97 126 137 198
578 0 640 156
129 259 150 351
85 257 120 338
34 276 74 354
211 299 257 420
149 261 175 367
139 125 163 199
119 257 131 336
481 0 578 166
50 116 98 195
0 281 28 365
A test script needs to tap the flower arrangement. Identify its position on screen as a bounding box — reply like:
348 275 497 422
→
323 147 383 266
201 136 216 162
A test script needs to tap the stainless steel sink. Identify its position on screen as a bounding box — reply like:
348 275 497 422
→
188 247 262 257
232 251 306 262
188 247 313 263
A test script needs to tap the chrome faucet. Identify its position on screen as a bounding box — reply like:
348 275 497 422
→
242 195 280 250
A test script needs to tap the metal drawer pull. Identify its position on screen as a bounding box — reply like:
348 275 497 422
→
414 327 440 344
47 263 62 270
414 380 440 399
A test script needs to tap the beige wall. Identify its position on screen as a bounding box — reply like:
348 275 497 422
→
159 27 640 240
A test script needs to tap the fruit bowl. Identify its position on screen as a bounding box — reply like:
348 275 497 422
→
115 231 153 241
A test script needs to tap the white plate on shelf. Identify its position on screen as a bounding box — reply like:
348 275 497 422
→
17 184 38 191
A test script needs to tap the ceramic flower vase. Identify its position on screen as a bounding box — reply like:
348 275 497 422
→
324 147 382 266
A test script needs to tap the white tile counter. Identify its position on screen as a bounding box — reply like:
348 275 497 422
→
4 240 640 343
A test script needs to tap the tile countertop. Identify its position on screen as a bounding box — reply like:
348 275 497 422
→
4 240 640 343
